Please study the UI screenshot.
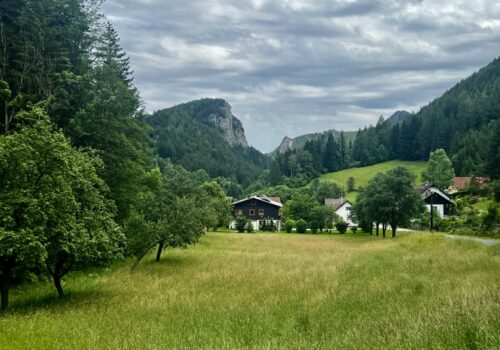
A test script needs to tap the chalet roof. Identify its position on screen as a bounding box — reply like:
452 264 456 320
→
421 186 453 204
325 197 351 210
232 195 283 208
450 176 490 191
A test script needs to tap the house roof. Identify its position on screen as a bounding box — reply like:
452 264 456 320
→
451 177 471 190
450 176 490 191
421 186 453 204
325 197 351 210
232 195 283 208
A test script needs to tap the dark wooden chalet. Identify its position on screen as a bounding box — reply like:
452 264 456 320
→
231 195 283 230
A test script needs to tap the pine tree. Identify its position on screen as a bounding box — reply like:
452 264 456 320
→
323 132 340 172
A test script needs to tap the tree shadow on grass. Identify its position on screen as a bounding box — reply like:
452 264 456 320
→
135 254 200 276
5 288 111 316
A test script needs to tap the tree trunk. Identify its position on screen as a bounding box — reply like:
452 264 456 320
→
1 280 8 311
392 225 397 238
54 275 64 298
376 222 379 236
382 223 387 237
156 241 164 262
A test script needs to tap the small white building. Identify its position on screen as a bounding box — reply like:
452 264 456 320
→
419 184 454 218
325 198 354 225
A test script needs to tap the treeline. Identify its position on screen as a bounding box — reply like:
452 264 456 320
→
0 0 230 310
352 58 500 178
267 132 353 187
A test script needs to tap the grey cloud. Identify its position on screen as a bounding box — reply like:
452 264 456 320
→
102 0 500 152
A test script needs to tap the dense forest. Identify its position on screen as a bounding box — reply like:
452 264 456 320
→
147 99 269 188
0 0 232 310
268 59 500 187
351 59 500 178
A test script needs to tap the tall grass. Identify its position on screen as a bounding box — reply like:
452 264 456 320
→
1 232 499 349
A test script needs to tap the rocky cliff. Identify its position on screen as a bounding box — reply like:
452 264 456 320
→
205 100 248 147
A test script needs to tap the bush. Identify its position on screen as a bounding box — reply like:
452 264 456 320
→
246 221 254 233
235 216 247 233
310 221 318 234
335 220 348 234
284 219 295 233
350 226 358 234
296 219 307 233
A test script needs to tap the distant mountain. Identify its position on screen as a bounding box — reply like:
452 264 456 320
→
147 99 269 185
386 110 411 125
270 129 357 156
160 98 249 146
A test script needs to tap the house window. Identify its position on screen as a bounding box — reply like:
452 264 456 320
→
249 209 256 216
250 200 256 206
235 209 243 216
346 207 351 211
258 209 264 216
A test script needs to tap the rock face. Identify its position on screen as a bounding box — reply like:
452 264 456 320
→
276 136 294 154
206 100 248 147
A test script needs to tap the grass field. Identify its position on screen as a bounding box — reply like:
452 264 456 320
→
1 232 499 349
319 160 427 202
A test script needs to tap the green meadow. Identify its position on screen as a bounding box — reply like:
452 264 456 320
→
1 232 499 349
319 160 427 202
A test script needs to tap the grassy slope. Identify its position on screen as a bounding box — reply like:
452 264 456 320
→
319 160 426 202
1 232 499 349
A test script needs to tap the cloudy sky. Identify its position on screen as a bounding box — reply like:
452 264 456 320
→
102 0 500 152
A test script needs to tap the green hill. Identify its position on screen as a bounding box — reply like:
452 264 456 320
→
318 160 426 202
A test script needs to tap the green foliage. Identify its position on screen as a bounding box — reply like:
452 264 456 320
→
0 108 124 305
282 194 318 222
147 99 269 187
310 180 344 204
246 221 254 233
347 176 355 192
350 57 500 174
350 226 358 234
295 219 307 234
197 181 232 231
483 205 498 230
235 216 247 233
490 180 500 202
355 167 424 237
284 219 295 233
422 149 455 190
310 206 337 232
335 221 348 234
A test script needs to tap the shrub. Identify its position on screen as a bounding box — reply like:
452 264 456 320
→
310 221 318 234
296 219 307 233
335 220 348 234
350 226 358 234
246 221 254 233
235 216 247 233
284 219 295 233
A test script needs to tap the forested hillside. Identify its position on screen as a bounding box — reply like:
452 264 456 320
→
352 58 500 177
147 99 269 187
0 0 233 309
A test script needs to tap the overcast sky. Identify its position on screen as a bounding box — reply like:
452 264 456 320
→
102 0 500 152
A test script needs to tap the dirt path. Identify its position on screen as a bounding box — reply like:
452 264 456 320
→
445 234 499 246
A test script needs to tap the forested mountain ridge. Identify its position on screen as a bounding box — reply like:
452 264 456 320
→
161 98 248 146
386 110 411 125
147 99 269 187
352 56 500 177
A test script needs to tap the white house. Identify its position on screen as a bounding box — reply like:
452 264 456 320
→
325 198 353 225
419 184 454 218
